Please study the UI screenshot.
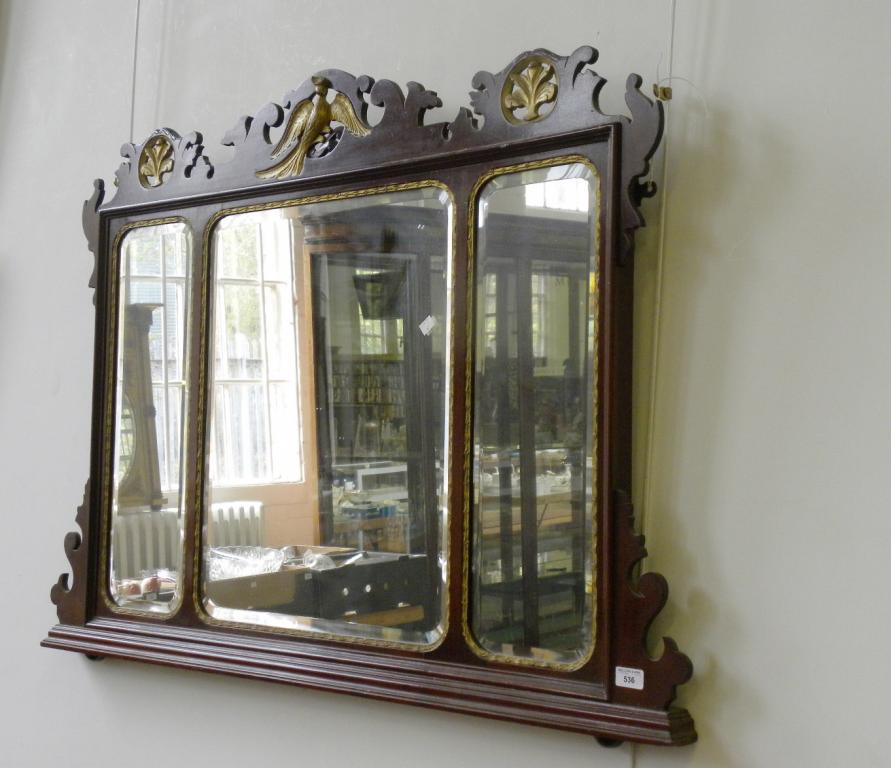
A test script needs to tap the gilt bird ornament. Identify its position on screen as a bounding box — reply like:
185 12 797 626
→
258 76 370 179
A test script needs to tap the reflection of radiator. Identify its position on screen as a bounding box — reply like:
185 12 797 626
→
208 501 264 548
112 509 181 579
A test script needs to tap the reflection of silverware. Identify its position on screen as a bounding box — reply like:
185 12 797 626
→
303 551 337 571
207 546 284 581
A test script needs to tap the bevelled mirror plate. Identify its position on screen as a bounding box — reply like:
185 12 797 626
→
109 221 191 613
469 161 599 667
202 185 453 647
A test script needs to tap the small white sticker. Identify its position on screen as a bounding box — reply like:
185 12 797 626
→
419 315 437 336
615 666 644 690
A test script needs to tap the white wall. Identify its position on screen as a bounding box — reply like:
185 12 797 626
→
2 1 889 766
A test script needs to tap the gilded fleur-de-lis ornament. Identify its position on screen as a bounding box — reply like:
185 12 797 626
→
138 136 174 188
501 60 558 123
258 76 371 179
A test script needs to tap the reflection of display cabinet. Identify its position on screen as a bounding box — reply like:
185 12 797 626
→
327 358 443 460
474 212 592 652
330 357 406 456
334 462 409 499
305 206 446 561
330 515 410 553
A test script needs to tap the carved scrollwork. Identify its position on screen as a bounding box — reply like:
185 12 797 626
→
82 179 104 306
500 57 558 123
116 128 212 194
612 490 693 709
619 74 664 261
369 80 442 130
101 47 661 255
50 480 91 626
219 69 374 173
468 46 598 127
257 76 371 179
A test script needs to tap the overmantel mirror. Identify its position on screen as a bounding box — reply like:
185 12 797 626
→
44 46 695 747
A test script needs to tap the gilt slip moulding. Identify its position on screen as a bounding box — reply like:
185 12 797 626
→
44 46 695 747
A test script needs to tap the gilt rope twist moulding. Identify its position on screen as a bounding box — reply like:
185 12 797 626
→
44 46 695 748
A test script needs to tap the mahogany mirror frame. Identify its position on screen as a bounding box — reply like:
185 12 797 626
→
42 46 695 747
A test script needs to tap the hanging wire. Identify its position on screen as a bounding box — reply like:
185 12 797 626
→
128 0 142 143
631 2 677 760
640 0 677 544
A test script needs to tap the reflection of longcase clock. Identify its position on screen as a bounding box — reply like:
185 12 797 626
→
116 303 166 510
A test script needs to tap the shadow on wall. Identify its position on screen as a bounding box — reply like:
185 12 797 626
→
0 1 11 94
631 63 801 768
0 1 13 400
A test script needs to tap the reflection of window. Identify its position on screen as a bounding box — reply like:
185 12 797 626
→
211 218 302 484
122 229 188 493
356 268 403 355
358 307 385 354
483 273 498 358
481 273 546 362
524 177 589 212
531 273 547 361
